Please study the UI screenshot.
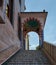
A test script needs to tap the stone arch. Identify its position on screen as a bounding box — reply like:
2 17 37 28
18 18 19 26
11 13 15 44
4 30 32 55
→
23 17 42 38
22 17 44 49
19 12 47 49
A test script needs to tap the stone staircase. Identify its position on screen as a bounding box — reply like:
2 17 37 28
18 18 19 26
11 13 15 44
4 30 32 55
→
2 50 51 65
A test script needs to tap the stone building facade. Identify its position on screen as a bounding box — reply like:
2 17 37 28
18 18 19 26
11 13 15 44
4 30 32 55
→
0 0 25 64
1 0 25 35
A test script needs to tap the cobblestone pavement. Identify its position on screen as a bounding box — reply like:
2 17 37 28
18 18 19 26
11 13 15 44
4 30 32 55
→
2 50 51 65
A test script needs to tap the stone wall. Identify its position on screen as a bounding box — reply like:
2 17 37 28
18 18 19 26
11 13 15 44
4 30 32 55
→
0 10 21 65
13 0 25 36
43 41 56 65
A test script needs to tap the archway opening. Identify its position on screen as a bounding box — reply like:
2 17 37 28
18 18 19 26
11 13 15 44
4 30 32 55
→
25 31 39 50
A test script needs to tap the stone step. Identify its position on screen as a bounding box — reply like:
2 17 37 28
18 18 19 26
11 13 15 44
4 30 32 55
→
2 50 51 65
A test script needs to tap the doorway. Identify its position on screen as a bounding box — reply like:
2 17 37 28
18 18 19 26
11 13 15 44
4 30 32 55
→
25 31 39 50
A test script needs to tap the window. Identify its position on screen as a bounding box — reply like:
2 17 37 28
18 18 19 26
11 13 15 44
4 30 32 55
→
6 4 9 18
0 0 3 7
9 0 14 26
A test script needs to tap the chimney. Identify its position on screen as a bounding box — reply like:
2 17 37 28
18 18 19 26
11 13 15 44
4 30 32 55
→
43 9 45 12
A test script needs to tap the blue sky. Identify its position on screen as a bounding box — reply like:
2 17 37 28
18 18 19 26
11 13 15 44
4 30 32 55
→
28 32 39 50
25 0 56 49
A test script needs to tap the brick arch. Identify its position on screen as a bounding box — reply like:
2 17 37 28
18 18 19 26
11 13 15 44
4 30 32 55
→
23 17 42 38
19 12 47 48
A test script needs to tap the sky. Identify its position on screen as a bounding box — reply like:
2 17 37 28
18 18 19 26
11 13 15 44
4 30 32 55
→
25 0 56 50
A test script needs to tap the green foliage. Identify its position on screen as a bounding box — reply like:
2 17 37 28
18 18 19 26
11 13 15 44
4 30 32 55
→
25 20 40 29
36 46 41 50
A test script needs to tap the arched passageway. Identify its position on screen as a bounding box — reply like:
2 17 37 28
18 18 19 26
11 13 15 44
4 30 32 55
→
25 31 39 50
19 12 47 49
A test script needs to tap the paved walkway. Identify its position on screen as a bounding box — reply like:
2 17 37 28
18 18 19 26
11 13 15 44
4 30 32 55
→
2 50 51 65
